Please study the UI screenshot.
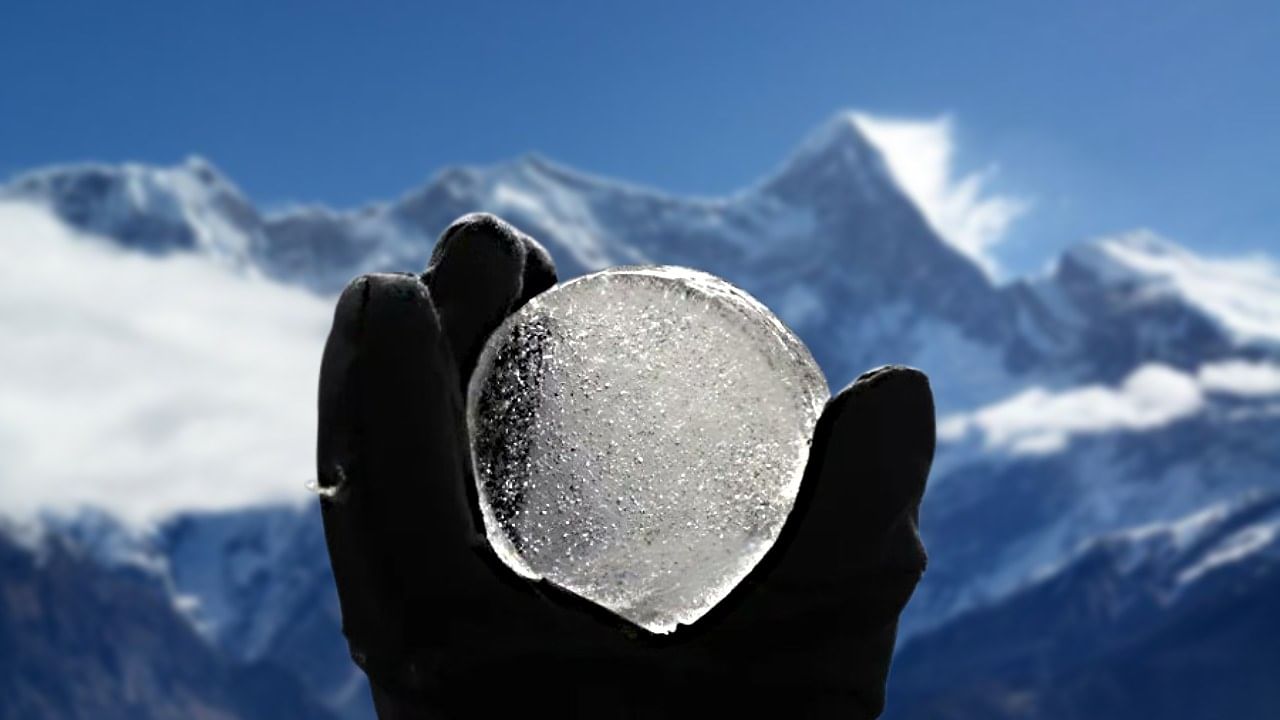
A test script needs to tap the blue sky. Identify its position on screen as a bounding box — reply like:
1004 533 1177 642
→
1 0 1276 276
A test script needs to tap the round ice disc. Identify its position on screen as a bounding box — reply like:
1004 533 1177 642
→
466 266 828 634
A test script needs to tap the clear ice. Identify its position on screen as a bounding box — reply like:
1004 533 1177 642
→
466 266 829 634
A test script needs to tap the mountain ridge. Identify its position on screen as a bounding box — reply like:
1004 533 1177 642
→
11 114 1272 411
888 491 1280 720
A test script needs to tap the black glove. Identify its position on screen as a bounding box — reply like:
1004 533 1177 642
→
316 213 935 719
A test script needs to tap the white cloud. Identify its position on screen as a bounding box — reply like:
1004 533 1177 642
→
1198 360 1280 396
0 202 331 525
939 364 1205 455
852 112 1027 277
940 359 1280 456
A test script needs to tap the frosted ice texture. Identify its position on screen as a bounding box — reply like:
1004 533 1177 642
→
467 266 828 634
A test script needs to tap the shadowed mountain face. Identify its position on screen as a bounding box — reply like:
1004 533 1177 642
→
0 525 337 720
2 113 1278 719
887 492 1280 720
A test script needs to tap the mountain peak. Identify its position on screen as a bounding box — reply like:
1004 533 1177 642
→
1063 230 1222 288
795 111 880 159
1061 230 1168 286
1055 230 1280 347
1065 229 1192 280
0 157 261 261
762 111 901 209
180 154 236 188
1099 228 1184 255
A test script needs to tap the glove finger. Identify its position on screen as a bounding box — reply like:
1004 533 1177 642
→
781 365 935 711
316 272 499 694
784 364 934 584
714 364 934 620
422 213 557 391
692 366 933 711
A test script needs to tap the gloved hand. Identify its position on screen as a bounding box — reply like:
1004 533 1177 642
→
316 213 934 719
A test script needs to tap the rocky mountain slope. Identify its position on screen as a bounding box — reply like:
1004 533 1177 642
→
0 515 338 720
888 491 1280 719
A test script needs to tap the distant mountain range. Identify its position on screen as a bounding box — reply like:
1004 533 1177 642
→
0 509 339 720
1 112 1277 718
889 491 1280 719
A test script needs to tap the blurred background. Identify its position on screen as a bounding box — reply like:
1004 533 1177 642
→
2 2 1278 718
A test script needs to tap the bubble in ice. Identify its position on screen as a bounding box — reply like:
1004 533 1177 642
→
466 266 828 634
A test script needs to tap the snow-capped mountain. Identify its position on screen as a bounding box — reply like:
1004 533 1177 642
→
2 115 1035 411
1 156 266 265
0 506 371 720
0 511 340 720
888 491 1280 719
915 364 1280 636
158 507 369 719
1005 231 1280 382
2 112 1278 718
8 117 1273 413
